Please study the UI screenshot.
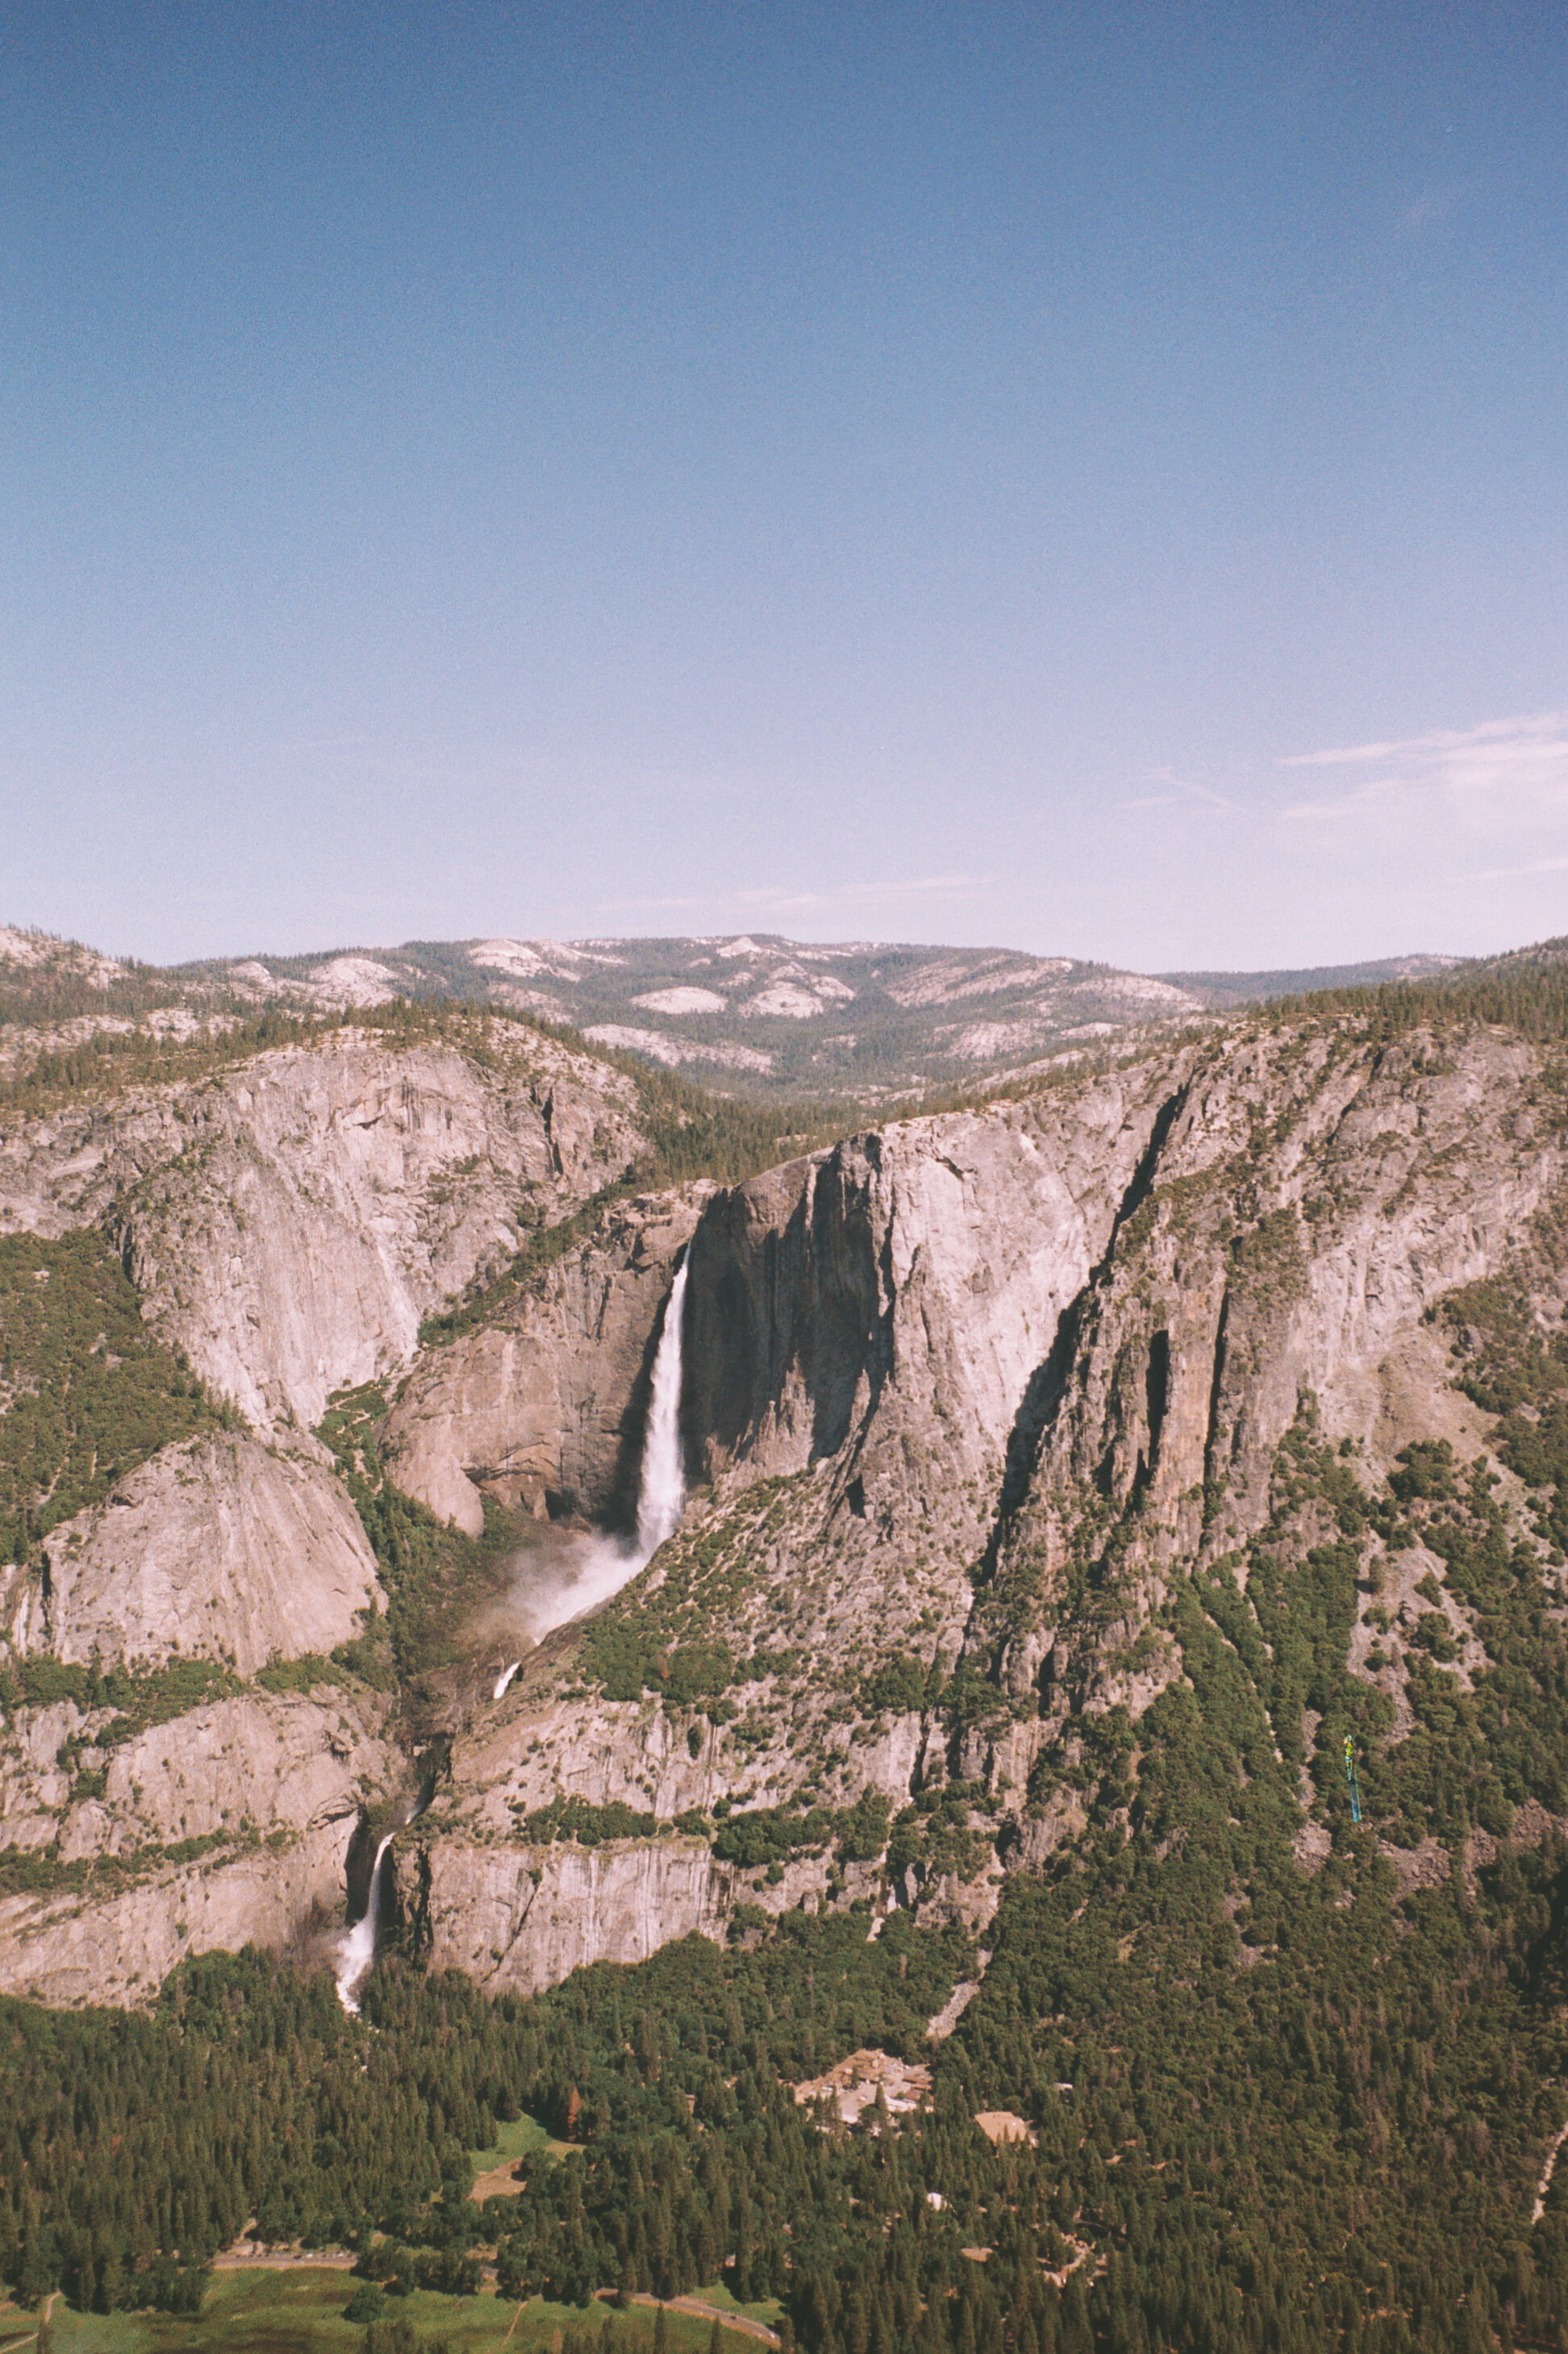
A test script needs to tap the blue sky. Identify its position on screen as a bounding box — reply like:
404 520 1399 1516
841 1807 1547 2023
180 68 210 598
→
3 2 1565 970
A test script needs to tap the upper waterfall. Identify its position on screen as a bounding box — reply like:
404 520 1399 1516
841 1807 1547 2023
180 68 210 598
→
490 1254 690 1684
636 1254 689 1559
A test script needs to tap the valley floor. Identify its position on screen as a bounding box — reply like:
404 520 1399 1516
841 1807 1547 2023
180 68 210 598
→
0 2273 781 2354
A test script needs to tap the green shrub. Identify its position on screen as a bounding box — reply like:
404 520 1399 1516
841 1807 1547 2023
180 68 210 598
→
661 1641 736 1708
712 1803 838 1868
518 1797 660 1847
836 1788 891 1864
1391 1439 1459 1502
857 1655 933 1715
255 1654 340 1695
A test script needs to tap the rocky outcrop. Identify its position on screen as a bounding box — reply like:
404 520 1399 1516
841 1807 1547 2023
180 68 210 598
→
385 1190 707 1535
414 1825 890 1997
6 1000 1566 2012
411 1019 1568 1999
0 1822 368 2010
78 1689 394 1855
0 1684 398 1858
2 1434 382 1676
680 1075 1188 1531
0 1025 645 1431
0 1684 400 2005
417 1834 725 1994
999 1027 1561 1590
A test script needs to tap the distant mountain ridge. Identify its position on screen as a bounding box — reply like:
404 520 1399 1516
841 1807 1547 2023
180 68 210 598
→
4 919 1562 1102
1160 952 1462 1007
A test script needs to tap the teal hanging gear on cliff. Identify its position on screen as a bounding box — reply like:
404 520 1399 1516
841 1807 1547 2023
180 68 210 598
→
1344 1734 1363 1825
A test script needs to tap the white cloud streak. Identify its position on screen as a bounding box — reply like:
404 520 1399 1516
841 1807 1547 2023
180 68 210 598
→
1277 714 1568 863
1474 854 1568 883
1123 768 1248 817
1279 712 1567 774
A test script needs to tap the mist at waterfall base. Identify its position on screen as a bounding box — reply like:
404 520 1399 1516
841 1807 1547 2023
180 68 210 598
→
493 1258 689 1697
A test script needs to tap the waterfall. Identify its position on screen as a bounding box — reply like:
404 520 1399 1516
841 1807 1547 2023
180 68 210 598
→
491 1255 690 1683
335 1792 426 2014
335 1832 394 2015
636 1254 689 1559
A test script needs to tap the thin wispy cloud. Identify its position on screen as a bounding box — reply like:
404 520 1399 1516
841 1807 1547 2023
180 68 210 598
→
1278 713 1568 854
1124 768 1248 817
1279 712 1567 773
1474 854 1568 883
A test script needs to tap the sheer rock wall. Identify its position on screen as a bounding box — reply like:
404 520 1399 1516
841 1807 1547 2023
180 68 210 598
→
3 1012 1566 2007
0 1028 644 1433
1 1434 383 1677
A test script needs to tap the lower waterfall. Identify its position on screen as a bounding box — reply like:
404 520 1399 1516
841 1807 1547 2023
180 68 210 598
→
335 1832 394 2015
344 1263 693 2003
335 1790 428 2015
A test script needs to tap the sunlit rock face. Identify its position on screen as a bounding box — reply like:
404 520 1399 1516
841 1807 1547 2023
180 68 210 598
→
4 1434 382 1677
0 1029 646 1433
2 1002 1565 2008
678 1074 1177 1517
384 1190 706 1538
409 1020 1565 1994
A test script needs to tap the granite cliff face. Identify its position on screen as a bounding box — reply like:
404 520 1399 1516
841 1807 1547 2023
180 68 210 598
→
1 1434 382 1677
968 1024 1561 1740
0 1682 400 2006
0 1026 644 1433
419 1833 728 1997
401 1018 1567 1989
385 1189 707 1537
0 1016 643 2001
3 1002 1566 2009
382 1068 1166 1546
679 1077 1180 1517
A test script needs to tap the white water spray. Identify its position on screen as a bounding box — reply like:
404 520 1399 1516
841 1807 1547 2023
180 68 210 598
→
490 1257 690 1680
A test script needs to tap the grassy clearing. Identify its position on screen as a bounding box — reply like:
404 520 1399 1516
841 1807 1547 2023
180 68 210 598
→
470 2118 557 2172
18 2272 765 2352
466 2116 569 2201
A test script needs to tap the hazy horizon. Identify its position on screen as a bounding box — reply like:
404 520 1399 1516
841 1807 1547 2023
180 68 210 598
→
3 911 1482 983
